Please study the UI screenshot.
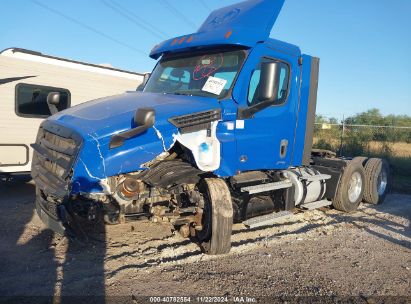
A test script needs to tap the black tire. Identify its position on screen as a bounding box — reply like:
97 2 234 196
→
103 202 121 225
363 158 390 205
197 178 233 255
352 156 368 166
333 161 365 213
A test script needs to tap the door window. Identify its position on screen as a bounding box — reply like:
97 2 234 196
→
247 58 290 106
15 83 70 118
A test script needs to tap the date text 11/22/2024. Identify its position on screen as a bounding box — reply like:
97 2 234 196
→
149 296 257 303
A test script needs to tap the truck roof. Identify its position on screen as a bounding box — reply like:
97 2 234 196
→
1 47 144 80
149 0 300 59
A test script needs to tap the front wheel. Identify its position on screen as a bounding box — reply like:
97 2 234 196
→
333 161 365 213
196 178 233 255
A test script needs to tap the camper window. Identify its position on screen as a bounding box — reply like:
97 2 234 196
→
15 83 70 118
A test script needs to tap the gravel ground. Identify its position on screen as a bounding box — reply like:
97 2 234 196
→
0 179 410 303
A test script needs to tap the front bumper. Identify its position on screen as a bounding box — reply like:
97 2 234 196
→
32 120 83 235
35 195 67 235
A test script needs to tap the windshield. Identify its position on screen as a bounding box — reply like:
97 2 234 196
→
144 49 246 98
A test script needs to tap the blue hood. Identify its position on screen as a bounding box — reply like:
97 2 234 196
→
48 92 221 193
51 92 219 139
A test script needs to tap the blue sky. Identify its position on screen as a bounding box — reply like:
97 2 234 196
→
1 0 410 120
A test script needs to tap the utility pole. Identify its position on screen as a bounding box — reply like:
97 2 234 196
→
339 115 345 156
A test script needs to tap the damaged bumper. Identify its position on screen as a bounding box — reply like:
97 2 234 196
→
31 120 84 235
35 194 67 235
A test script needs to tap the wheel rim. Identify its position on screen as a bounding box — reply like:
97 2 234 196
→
377 166 388 196
348 171 362 203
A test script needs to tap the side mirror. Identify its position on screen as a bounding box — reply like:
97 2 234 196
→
134 108 155 127
46 92 60 115
238 62 282 119
110 108 155 149
136 72 151 91
47 92 60 105
258 61 280 102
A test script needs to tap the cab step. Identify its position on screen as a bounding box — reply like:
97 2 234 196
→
240 180 292 194
301 174 331 182
243 210 293 229
300 199 332 210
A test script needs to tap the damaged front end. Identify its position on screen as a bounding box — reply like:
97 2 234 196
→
31 100 222 241
31 120 83 236
102 157 207 229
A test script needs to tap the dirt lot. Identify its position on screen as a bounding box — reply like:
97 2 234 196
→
0 179 410 303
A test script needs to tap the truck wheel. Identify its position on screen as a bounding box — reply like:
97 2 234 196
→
197 178 233 255
352 156 368 166
103 202 121 224
363 158 390 205
333 161 365 213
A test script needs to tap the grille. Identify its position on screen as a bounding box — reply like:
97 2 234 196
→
31 121 82 203
40 194 60 218
168 109 221 133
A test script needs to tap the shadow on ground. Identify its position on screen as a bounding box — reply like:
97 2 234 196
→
0 176 410 301
0 177 106 302
327 194 411 250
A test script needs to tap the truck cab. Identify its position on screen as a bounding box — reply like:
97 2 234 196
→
31 0 389 254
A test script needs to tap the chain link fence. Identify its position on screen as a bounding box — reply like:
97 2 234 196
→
313 122 411 157
313 122 411 193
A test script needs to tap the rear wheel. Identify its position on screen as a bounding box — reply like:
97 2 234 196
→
196 178 233 255
352 156 368 166
333 161 365 213
363 158 390 205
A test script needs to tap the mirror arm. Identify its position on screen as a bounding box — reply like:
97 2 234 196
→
47 102 59 115
237 107 255 120
109 107 155 149
46 92 60 115
109 125 150 149
238 99 273 119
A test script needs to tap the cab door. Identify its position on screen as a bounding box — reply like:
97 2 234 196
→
234 44 301 171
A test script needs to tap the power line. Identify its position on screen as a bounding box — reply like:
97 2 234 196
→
197 0 212 13
31 0 147 56
102 0 168 40
111 0 169 38
159 0 198 30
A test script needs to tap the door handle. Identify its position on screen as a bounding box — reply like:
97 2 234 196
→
280 139 288 159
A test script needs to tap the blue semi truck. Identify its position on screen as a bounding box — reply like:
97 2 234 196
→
31 0 390 254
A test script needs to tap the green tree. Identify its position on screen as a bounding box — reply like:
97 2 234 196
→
345 108 385 125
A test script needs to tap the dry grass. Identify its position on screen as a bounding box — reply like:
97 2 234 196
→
368 141 411 157
313 137 411 193
313 138 411 157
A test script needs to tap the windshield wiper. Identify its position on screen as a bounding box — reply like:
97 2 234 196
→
163 91 192 96
174 92 192 96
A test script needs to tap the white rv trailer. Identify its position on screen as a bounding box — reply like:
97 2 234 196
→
0 48 144 177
